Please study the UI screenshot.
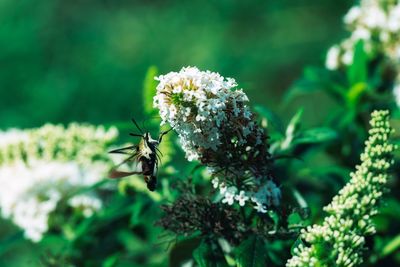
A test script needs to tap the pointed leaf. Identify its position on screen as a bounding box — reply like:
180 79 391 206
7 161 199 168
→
193 240 228 267
347 40 368 86
129 199 144 226
285 66 346 103
254 105 284 134
235 236 267 267
293 127 337 145
287 109 304 137
381 234 400 257
290 237 304 256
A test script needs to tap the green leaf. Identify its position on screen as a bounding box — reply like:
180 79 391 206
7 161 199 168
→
287 109 304 136
129 198 144 226
292 188 308 209
254 105 284 134
102 254 119 267
142 66 159 116
381 234 400 257
0 231 24 256
285 67 346 103
235 236 267 267
280 109 304 150
193 240 228 267
346 82 367 108
265 240 291 266
293 127 337 145
347 40 368 86
170 238 201 267
70 216 96 240
284 67 327 103
290 237 304 256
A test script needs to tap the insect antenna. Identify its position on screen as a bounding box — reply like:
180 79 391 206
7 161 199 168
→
129 133 143 137
131 118 144 134
142 119 150 133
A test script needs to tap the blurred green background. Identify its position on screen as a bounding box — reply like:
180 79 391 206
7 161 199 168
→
0 0 352 129
0 0 358 266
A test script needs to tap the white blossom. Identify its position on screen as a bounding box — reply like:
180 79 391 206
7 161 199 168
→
211 177 219 189
343 6 361 24
219 183 228 195
394 82 400 107
0 124 117 242
214 179 280 212
253 201 268 214
326 0 400 106
154 66 264 163
326 46 341 70
155 67 280 214
68 194 103 217
221 187 237 205
235 191 249 206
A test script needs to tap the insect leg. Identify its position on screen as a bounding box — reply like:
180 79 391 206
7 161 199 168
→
155 146 164 157
158 128 173 143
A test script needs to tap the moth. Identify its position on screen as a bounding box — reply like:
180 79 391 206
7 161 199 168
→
109 119 171 191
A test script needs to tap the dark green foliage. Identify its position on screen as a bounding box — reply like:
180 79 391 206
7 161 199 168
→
235 236 267 267
193 240 229 267
3 1 400 267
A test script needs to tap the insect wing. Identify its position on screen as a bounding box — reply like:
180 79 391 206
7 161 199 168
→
108 146 143 179
109 145 137 155
109 169 142 179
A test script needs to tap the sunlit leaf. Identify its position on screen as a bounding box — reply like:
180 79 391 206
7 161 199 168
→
347 40 368 86
102 254 119 267
381 234 400 257
143 66 159 116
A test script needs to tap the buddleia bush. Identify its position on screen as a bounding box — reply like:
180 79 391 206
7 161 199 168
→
150 67 396 267
1 2 399 267
147 1 400 264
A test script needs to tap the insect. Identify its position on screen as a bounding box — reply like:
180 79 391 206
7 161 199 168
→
108 118 171 191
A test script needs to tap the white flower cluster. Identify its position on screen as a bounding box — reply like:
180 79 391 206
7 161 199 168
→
326 0 400 70
212 178 281 213
325 0 400 106
68 193 103 218
287 110 396 267
0 124 118 242
0 123 118 166
154 67 277 212
154 66 263 162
